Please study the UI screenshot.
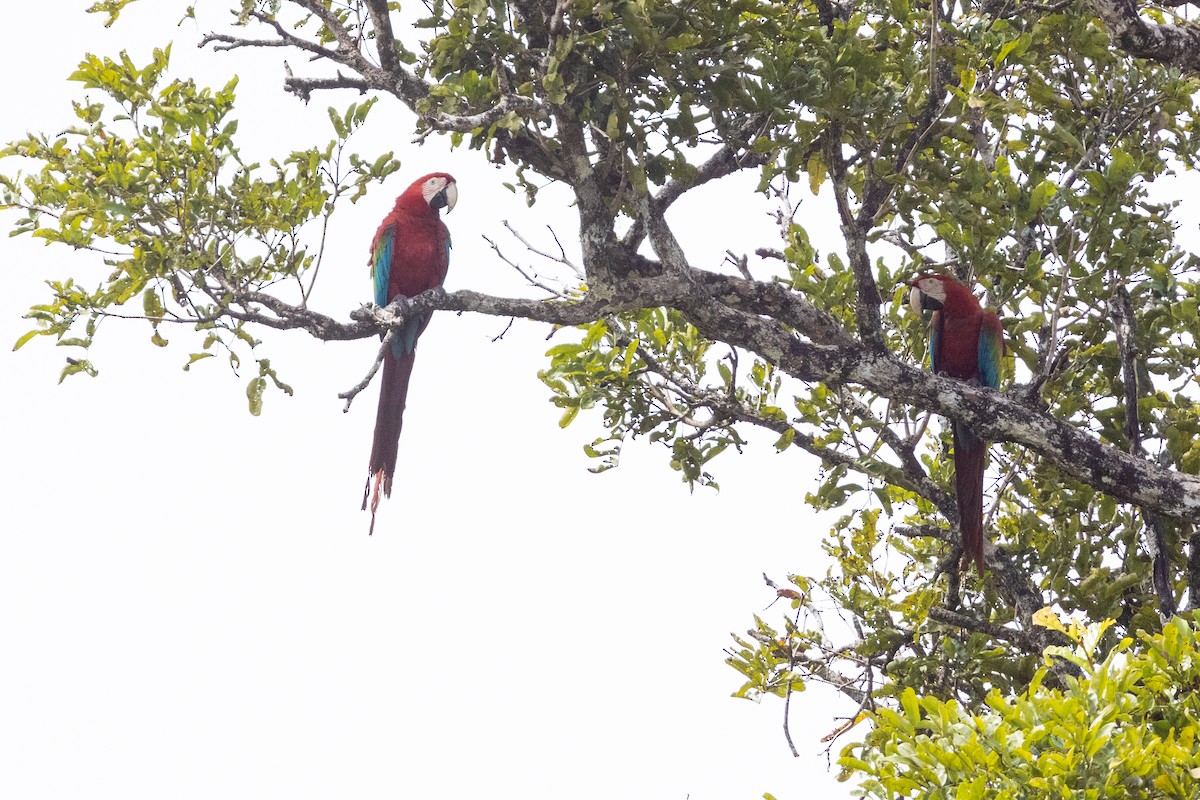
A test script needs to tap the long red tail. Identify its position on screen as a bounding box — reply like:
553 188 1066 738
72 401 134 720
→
362 351 417 534
952 422 987 572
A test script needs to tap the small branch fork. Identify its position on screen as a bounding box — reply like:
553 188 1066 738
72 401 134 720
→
484 221 584 298
755 573 886 751
753 555 1067 749
754 578 874 709
200 3 537 119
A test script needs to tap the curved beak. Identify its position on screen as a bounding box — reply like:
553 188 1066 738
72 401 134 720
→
909 286 942 314
433 182 458 214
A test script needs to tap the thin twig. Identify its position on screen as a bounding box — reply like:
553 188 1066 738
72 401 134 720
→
491 317 516 342
339 330 394 411
782 601 803 758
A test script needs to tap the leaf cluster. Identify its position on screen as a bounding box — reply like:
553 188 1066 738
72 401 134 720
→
3 46 399 408
848 615 1200 798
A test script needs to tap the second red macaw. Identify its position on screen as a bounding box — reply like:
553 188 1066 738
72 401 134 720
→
909 273 1004 572
362 172 457 534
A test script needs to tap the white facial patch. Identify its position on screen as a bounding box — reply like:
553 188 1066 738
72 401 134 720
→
909 286 925 315
421 177 446 205
421 177 458 213
915 277 947 307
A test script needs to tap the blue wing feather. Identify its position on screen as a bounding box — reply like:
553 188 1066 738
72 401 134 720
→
371 218 452 359
371 226 414 358
372 226 394 309
977 315 1003 389
928 311 940 375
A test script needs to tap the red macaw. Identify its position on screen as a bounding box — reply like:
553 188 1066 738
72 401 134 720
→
362 172 457 534
909 274 1004 572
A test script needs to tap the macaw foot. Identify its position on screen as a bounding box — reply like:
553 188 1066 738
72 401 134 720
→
376 296 414 335
385 295 412 315
936 370 982 387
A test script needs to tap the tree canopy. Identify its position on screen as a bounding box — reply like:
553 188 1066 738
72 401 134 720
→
8 0 1200 795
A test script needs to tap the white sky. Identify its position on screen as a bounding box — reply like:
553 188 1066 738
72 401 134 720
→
0 3 856 798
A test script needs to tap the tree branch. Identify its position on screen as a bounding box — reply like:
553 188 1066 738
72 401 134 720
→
424 94 549 133
689 272 852 347
362 0 398 74
717 394 953 513
896 525 1050 627
1089 0 1200 72
1112 282 1176 616
927 606 1050 652
622 113 772 252
677 290 1200 522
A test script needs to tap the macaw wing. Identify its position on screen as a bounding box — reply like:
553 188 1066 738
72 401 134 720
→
370 223 415 357
370 219 445 358
370 223 397 309
928 310 942 376
977 312 1004 389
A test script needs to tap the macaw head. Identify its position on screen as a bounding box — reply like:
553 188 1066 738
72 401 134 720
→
417 173 458 214
909 274 949 314
909 273 981 316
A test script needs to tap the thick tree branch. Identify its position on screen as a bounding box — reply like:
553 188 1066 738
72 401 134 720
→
283 73 373 97
1190 529 1200 612
927 606 1051 652
1089 0 1200 72
689 272 852 347
676 290 1200 521
827 123 885 350
310 267 1181 531
362 0 398 74
206 2 429 106
424 95 549 132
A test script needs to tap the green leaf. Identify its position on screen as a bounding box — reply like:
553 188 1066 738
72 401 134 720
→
182 352 214 371
86 0 139 27
12 329 44 351
58 358 97 383
246 376 266 416
1029 179 1057 212
559 404 580 428
142 287 164 321
807 154 826 196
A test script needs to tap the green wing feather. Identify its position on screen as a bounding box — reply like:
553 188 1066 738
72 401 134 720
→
977 312 1003 389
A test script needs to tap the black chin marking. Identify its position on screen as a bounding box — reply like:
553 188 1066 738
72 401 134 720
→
923 295 944 311
430 190 448 210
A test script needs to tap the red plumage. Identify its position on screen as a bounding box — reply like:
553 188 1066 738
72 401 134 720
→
910 274 1004 572
952 427 988 574
363 173 456 534
365 352 417 532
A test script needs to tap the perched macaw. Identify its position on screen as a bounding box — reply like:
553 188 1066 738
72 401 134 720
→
362 172 457 534
909 274 1004 572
